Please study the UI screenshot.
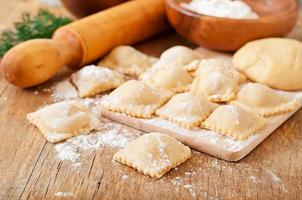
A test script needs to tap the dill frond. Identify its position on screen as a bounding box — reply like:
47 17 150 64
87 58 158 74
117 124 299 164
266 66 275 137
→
0 9 72 57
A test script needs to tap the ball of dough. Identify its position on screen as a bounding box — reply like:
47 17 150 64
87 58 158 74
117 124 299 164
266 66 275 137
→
233 38 302 91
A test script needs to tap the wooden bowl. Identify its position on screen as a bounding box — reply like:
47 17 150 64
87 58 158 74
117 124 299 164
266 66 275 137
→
61 0 128 18
165 0 300 51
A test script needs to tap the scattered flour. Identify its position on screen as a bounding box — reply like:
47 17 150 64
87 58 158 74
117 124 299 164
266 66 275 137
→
169 171 211 199
249 176 261 184
54 192 73 198
248 170 288 193
54 118 141 167
55 143 80 163
183 184 196 198
51 80 78 101
266 170 282 183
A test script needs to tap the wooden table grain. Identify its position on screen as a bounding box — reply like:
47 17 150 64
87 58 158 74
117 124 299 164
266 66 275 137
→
0 1 301 199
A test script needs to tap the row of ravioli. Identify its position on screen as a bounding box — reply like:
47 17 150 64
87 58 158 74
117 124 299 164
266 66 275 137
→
102 79 299 141
28 45 300 143
92 45 298 141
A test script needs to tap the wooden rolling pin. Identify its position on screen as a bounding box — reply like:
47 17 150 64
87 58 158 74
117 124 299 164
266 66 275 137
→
1 0 167 88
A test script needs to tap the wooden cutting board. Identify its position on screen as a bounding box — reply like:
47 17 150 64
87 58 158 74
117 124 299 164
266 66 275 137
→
102 93 302 161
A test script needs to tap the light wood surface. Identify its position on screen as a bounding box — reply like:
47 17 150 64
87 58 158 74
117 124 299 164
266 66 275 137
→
0 1 301 199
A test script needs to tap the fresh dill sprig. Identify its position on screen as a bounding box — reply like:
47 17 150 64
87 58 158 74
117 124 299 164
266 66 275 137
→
0 9 72 57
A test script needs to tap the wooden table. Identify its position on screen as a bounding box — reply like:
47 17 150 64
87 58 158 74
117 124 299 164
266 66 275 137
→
0 1 301 199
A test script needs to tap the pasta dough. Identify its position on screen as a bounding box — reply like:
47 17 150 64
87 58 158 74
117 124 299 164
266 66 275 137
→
233 38 302 91
113 132 191 178
153 46 205 71
194 58 247 83
231 83 299 117
71 65 124 98
156 92 216 129
197 58 233 72
190 64 239 103
27 100 100 143
139 65 193 92
101 80 173 118
98 45 158 76
202 105 266 141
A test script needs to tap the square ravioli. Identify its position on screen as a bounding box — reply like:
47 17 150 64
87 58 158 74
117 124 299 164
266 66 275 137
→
71 65 124 98
202 105 266 141
156 92 216 129
139 65 193 93
193 58 247 83
98 45 158 76
154 46 205 72
231 83 299 117
101 80 173 118
113 132 191 178
190 58 244 103
27 100 100 143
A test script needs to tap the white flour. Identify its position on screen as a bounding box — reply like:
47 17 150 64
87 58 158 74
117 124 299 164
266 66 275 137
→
54 192 73 197
249 176 261 184
249 170 288 193
168 165 211 199
182 0 258 19
266 170 282 183
121 175 129 180
51 80 78 102
54 118 141 167
183 184 196 198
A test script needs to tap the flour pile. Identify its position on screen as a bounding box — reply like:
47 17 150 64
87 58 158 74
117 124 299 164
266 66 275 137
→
51 80 78 101
54 118 141 167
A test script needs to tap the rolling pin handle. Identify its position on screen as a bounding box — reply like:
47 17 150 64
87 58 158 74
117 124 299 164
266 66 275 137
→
1 39 64 88
52 27 84 69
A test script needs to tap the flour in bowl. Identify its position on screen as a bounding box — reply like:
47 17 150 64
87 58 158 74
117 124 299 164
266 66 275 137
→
182 0 259 19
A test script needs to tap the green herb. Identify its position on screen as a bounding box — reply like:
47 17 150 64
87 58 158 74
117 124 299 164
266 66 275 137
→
0 9 72 57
